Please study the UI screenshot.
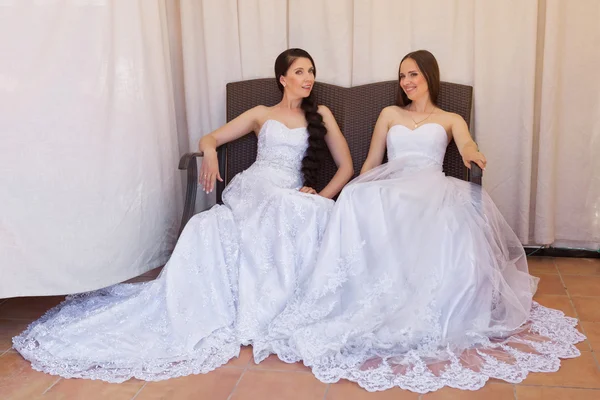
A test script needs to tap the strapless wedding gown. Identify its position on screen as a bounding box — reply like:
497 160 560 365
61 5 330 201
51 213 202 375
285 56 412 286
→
264 123 585 393
13 119 334 383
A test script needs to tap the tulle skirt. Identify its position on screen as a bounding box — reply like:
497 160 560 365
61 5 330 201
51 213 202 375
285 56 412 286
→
263 158 586 393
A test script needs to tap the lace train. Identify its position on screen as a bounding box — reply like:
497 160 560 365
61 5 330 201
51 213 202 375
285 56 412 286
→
266 302 585 393
260 123 587 393
12 120 333 383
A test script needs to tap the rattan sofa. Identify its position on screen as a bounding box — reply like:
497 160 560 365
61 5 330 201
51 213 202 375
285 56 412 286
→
177 79 481 233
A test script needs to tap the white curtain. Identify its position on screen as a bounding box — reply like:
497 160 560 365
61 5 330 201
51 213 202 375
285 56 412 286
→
0 0 183 297
180 0 599 251
534 0 600 249
2 0 597 297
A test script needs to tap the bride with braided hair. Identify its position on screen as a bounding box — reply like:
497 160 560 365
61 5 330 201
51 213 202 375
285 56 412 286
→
13 48 353 383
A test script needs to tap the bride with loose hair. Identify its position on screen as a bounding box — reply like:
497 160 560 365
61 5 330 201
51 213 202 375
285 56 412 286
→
264 50 585 393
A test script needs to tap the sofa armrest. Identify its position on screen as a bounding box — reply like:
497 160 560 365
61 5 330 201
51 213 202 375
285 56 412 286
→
469 163 482 186
177 152 203 235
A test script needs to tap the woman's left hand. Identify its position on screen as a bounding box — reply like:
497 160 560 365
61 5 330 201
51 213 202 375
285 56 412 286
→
462 150 487 170
299 186 317 195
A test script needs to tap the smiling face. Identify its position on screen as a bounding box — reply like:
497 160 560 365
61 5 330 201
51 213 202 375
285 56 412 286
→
279 57 315 98
396 50 440 107
399 57 429 103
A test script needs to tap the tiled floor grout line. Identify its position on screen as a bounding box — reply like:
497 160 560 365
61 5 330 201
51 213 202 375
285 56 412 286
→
593 352 600 372
559 260 600 370
226 368 247 400
225 355 252 400
554 259 600 371
130 382 147 400
554 259 581 320
576 320 593 353
554 258 600 369
550 257 560 274
534 258 600 380
591 349 600 372
517 384 600 390
246 368 312 374
41 377 62 395
321 383 330 400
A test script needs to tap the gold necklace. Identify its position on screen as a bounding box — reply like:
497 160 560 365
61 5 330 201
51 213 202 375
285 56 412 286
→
410 105 435 128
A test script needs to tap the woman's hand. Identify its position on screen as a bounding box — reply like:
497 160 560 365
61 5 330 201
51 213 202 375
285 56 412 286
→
199 150 223 193
462 148 487 170
299 186 317 195
197 105 267 194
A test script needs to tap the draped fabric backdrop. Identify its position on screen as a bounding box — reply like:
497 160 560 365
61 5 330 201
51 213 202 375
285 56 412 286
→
179 0 600 250
1 0 598 297
0 1 184 297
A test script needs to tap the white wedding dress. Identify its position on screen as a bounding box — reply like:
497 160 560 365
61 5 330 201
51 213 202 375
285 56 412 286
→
263 123 586 393
13 119 334 383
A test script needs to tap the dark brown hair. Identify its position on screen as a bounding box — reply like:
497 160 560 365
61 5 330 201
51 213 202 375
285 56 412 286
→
274 48 326 189
397 50 440 107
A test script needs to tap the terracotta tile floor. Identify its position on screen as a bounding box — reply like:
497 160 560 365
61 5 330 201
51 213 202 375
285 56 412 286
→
1 257 599 399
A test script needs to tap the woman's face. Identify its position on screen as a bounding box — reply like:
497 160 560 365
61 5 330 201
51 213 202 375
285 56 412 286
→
399 57 429 102
280 57 315 98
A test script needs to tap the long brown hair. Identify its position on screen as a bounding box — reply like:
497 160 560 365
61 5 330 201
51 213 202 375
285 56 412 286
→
274 48 326 188
396 50 440 107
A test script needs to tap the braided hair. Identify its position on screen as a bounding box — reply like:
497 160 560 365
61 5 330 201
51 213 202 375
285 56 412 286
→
274 48 327 188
